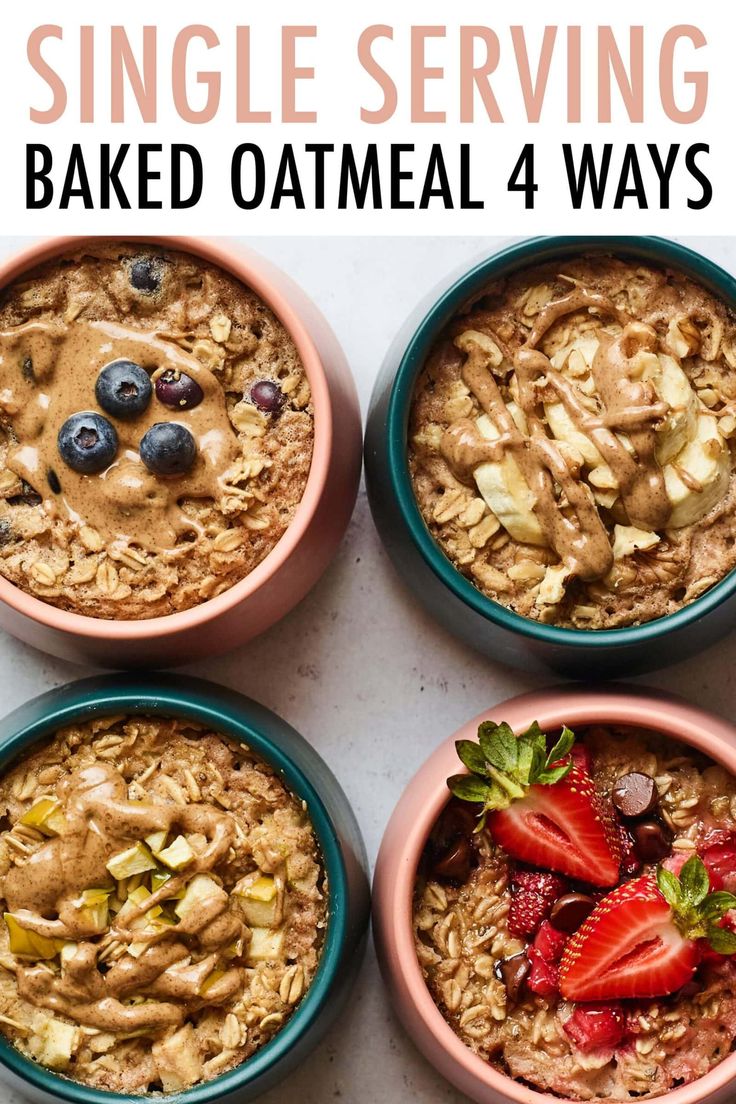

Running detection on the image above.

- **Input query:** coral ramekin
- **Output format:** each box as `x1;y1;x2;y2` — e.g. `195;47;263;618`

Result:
373;686;736;1104
0;236;362;668
0;674;370;1104
364;235;736;677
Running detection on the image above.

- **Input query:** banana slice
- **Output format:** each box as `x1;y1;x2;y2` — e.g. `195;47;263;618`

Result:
664;412;730;528
473;415;546;546
546;401;603;467
654;354;698;465
545;347;698;500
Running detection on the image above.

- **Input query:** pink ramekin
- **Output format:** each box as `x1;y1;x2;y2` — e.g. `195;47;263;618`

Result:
373;687;736;1104
0;236;362;668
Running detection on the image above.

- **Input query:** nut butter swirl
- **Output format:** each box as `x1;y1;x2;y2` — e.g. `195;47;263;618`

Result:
441;289;674;583
0;318;241;550
3;763;245;1033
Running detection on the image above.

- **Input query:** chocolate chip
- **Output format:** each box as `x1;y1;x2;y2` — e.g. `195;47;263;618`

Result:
432;838;472;883
496;953;530;1003
549;892;596;933
21;356;35;382
47;469;61;495
0;520;12;546
612;772;658;819
443;800;479;839
632;820;672;863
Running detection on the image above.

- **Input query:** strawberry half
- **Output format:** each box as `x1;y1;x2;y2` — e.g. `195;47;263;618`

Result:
447;720;620;886
489;759;621;886
559;856;736;1001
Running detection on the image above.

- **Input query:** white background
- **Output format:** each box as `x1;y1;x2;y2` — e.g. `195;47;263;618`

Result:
0;234;735;1103
0;1;734;233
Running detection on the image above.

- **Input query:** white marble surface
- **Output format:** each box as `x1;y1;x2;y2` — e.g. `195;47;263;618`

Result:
1;234;736;1104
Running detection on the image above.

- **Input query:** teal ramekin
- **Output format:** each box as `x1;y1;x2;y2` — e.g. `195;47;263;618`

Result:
0;675;370;1104
365;236;736;678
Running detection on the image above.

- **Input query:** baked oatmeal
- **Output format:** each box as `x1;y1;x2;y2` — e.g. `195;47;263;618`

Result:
0;715;327;1093
409;255;736;627
414;721;736;1100
0;243;314;619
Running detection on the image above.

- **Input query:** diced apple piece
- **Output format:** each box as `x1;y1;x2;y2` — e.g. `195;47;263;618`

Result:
37;1018;77;1070
199;968;226;995
240;897;278;928
152;1023;203;1092
79;888;111;932
116;885;161;929
106;842;156;880
145;830;168;853
4;914;62;960
245;875;276;902
151;871;185;899
19;797;66;837
174;875;226;921
156;835;195;871
247;927;284;962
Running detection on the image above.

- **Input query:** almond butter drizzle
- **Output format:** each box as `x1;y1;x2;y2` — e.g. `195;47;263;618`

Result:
4;763;245;1033
441;288;676;582
0;319;241;550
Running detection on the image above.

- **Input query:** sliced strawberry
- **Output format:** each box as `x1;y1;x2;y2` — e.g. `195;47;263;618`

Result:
558;875;699;1001
661;851;689;878
527;946;559;996
534;920;568;963
571;743;593;774
489;759;621;886
508;872;567;938
615;819;642;878
563;1004;626;1052
700;838;736;892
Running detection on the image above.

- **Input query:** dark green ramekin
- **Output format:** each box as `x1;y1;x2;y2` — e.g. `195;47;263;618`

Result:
365;236;736;677
0;675;370;1104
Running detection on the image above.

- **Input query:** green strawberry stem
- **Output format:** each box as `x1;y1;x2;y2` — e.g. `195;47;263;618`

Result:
447;720;576;816
656;855;736;953
485;764;526;800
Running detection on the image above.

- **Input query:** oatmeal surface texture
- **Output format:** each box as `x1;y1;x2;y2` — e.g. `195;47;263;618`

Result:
409;256;736;627
414;726;736;1100
0;715;326;1093
0;243;314;618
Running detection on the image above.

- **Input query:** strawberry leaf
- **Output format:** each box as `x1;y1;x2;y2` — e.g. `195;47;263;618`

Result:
527;738;547;785
455;740;488;776
517;739;534;783
546;726;575;768
657;867;683;910
537;762;573;786
479;722;517;773
702;891;736;921
448;720;577;815
706;924;736;955
680;855;710;908
447;774;492;803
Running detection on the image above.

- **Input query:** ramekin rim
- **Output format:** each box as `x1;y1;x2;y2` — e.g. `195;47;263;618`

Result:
0;675;351;1103
375;686;736;1104
0;235;334;641
385;234;736;650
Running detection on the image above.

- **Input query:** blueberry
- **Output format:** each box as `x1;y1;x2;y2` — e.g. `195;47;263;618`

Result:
96;359;152;419
129;257;161;293
250;380;285;414
58;412;118;474
155;370;204;410
140;423;196;476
